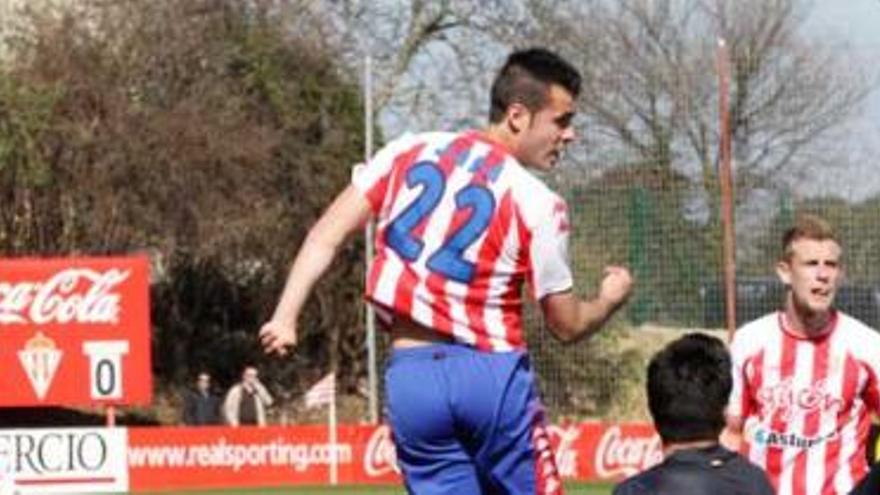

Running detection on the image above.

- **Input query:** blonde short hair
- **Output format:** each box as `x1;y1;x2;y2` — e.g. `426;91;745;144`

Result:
781;214;838;261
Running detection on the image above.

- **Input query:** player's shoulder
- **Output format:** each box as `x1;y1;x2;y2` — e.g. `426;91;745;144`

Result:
505;169;565;225
373;130;456;159
836;311;880;336
834;311;880;352
740;311;778;328
515;170;558;197
730;313;778;355
383;130;454;152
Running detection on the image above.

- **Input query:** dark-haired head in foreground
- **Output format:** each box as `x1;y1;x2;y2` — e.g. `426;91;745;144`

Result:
648;333;731;444
613;334;773;495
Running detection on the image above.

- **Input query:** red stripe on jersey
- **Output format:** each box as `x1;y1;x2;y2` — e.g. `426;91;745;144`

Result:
463;149;507;350
822;435;841;495
793;336;832;495
469;130;515;158
514;203;535;301
823;353;860;495
495;193;523;347
394;265;420;317
421;134;479;336
742;351;764;419
366;251;386;304
379;143;426;216
740;349;764;460
498;203;531;347
765;323;798;491
851;400;872;491
864;363;880;414
367;143;426;299
849;361;877;488
365;170;389;214
499;289;524;347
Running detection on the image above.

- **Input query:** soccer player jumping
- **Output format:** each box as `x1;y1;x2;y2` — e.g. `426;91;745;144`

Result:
725;214;880;495
260;47;633;494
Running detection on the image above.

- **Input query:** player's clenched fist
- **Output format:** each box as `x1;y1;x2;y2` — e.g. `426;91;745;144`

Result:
598;265;633;308
259;320;296;357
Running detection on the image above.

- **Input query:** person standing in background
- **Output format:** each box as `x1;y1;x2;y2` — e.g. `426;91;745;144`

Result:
182;371;221;426
223;365;274;427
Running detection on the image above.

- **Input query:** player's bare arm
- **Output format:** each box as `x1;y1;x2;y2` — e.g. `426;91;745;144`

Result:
540;265;633;342
260;184;372;357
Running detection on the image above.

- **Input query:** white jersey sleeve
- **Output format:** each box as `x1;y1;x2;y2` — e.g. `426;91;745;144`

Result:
845;315;880;416
522;186;573;300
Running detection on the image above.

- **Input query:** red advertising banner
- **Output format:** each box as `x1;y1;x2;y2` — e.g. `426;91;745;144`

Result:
0;256;151;406
127;422;661;492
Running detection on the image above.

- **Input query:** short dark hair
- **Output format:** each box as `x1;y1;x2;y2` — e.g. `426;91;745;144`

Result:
781;214;838;261
489;47;582;123
647;333;732;444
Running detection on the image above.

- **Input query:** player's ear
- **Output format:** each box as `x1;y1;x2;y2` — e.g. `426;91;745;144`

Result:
775;260;792;286
507;102;532;134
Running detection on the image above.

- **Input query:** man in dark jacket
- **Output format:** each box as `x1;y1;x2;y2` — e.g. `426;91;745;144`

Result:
613;334;773;495
182;371;221;426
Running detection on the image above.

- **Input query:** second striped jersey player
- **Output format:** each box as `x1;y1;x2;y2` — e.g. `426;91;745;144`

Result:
726;215;880;495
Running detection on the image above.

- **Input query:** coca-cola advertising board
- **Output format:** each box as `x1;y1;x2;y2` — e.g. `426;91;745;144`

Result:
0;257;151;406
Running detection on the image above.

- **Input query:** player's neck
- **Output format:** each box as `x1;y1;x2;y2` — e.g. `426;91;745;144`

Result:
482;124;518;155
783;303;833;338
663;439;718;456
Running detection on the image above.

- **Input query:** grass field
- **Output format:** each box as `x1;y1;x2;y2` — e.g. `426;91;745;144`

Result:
129;482;613;494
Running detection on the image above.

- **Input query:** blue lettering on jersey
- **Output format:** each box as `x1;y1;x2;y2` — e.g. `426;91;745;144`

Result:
385;160;496;284
385;161;445;261
427;184;495;283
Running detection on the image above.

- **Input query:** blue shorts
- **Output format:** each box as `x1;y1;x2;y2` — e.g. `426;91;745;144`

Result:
384;343;564;495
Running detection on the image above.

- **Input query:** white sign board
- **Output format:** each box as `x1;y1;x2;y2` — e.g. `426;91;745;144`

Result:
0;427;128;493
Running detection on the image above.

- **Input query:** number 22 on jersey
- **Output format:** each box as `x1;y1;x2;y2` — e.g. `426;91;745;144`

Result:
385;160;495;284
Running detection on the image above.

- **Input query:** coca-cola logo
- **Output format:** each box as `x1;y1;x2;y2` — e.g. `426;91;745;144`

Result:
364;425;399;477
546;425;580;478
363;424;581;483
0;268;130;325
594;426;662;479
756;378;843;420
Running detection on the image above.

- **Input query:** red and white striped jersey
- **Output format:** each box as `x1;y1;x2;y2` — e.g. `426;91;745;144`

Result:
352;131;573;352
728;310;880;495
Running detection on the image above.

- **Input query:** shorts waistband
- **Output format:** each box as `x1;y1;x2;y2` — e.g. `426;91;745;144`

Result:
389;343;525;364
389;342;472;363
